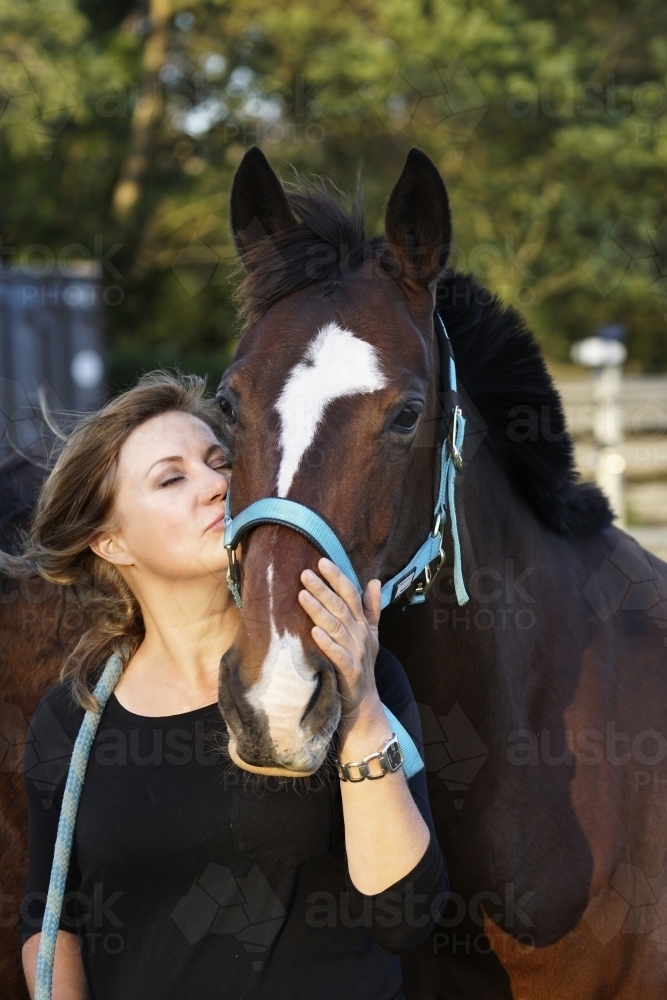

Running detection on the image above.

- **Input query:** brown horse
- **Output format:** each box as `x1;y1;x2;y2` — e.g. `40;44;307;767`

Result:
2;146;667;998
215;147;667;998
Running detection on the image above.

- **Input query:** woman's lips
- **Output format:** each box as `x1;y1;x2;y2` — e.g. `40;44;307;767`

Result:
205;510;226;532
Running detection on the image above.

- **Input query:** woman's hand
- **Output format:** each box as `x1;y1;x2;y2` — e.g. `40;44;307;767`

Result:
300;560;432;899
22;931;90;999
298;558;384;737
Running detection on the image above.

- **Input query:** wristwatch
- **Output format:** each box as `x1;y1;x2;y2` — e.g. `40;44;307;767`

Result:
337;733;404;781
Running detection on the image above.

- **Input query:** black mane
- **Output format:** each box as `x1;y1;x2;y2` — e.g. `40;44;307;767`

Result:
234;176;612;537
436;273;612;535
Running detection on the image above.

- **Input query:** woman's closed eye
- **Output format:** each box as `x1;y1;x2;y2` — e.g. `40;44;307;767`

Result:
159;472;185;487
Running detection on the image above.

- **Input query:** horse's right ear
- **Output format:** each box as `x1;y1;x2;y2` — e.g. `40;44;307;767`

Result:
229;146;296;260
384;147;451;293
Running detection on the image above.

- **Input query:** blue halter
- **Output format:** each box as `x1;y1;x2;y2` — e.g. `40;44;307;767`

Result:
224;312;470;610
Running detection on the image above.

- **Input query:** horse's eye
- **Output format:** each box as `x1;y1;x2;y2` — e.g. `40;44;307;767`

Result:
217;394;237;425
391;405;420;431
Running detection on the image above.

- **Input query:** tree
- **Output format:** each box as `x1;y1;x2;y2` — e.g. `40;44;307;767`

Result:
1;0;666;392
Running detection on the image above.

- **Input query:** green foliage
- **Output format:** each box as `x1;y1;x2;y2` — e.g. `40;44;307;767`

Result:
1;0;666;393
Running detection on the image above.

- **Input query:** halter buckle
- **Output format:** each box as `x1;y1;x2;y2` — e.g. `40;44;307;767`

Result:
448;405;463;470
410;544;446;602
226;544;241;588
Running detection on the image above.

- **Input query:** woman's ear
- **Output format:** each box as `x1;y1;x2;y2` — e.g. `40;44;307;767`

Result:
89;531;134;567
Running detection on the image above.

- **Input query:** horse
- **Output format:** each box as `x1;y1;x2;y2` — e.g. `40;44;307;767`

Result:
214;145;667;998
0;455;64;999
1;146;666;998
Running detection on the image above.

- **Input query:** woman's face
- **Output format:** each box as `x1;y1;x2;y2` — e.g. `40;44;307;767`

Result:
101;410;232;581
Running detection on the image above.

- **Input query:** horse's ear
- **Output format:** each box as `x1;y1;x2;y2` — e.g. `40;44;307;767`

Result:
229;146;296;259
384;148;451;292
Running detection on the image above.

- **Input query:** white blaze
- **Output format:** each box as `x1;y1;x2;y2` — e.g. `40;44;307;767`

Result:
247;562;318;758
275;321;387;497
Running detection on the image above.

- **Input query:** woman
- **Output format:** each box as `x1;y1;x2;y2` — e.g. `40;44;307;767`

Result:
17;370;447;1000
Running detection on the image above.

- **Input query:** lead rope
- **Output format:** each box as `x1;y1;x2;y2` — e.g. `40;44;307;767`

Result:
34;653;123;1000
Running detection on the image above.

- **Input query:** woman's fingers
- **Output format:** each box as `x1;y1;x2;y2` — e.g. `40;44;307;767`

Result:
307;558;366;623
363;579;381;630
298;587;353;648
310;625;354;675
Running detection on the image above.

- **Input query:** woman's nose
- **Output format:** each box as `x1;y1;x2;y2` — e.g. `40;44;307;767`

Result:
217;472;230;499
204;466;230;500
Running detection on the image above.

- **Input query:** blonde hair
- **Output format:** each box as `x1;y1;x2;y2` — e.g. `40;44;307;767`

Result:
2;370;229;711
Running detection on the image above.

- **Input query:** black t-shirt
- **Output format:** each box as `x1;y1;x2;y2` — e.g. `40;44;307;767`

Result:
20;647;447;1000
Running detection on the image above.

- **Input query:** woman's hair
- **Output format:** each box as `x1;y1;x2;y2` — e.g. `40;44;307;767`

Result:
2;370;229;711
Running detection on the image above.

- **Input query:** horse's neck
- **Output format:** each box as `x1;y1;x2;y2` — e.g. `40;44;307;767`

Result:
448;440;587;733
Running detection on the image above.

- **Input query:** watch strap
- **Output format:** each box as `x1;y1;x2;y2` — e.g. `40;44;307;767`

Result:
337;733;403;781
381;703;424;779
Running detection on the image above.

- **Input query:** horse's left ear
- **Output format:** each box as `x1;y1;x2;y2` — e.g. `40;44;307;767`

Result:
384;148;451;293
229;145;296;261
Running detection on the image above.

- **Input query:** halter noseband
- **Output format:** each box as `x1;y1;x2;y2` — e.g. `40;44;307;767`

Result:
224;312;469;610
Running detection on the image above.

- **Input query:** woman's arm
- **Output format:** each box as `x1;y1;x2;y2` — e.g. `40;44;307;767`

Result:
298;559;431;895
22;931;90;1000
336;699;431;895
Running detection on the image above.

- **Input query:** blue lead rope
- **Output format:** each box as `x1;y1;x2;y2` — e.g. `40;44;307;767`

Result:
34;654;423;999
34;653;123;1000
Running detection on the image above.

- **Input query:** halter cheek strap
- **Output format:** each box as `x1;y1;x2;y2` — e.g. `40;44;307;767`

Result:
224;311;469;611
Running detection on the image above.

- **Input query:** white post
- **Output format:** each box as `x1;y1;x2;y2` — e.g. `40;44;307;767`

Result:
570;334;627;526
592;364;626;525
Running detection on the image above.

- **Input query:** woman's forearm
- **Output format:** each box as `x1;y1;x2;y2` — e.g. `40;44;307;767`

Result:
338;699;431;896
22;931;90;1000
298;562;431;894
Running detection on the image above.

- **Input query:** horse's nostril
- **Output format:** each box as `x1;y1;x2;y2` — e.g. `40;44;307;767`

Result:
301;669;323;724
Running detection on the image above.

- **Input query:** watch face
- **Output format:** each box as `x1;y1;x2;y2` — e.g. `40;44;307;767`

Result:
386;740;403;769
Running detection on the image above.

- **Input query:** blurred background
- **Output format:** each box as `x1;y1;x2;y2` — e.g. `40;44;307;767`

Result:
1;0;666;549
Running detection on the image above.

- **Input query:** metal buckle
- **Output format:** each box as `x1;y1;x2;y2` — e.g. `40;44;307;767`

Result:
411;544;446;600
226;545;240;590
448;405;463;470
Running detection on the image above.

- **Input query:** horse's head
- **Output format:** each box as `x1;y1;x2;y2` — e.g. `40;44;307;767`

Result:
218;146;452;774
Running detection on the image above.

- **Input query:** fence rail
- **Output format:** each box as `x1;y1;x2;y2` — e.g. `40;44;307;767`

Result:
558;376;667;436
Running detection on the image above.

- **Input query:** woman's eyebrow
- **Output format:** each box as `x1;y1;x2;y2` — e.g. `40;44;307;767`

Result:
204;442;227;460
146;454;183;475
145;442;225;477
